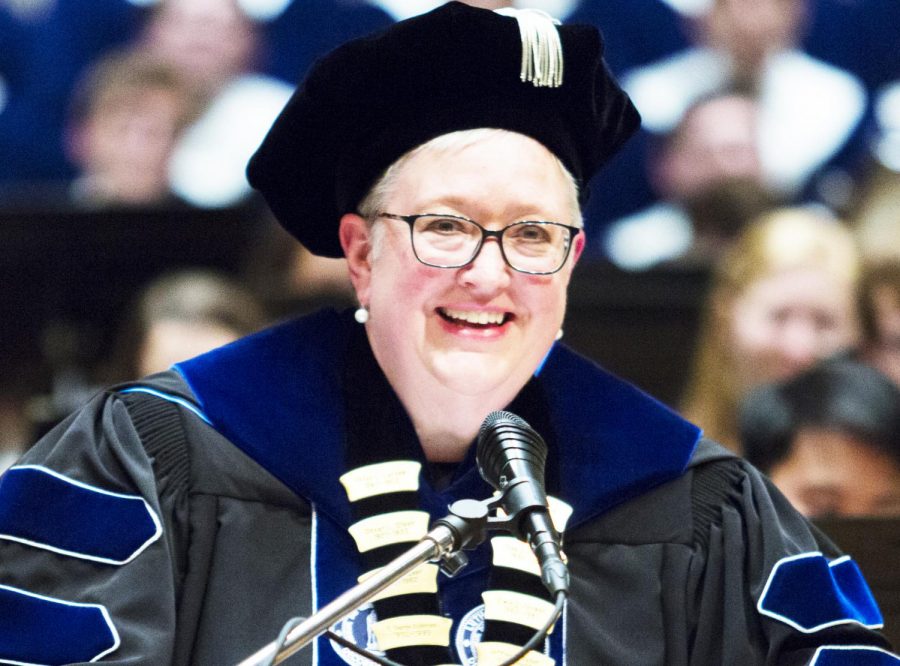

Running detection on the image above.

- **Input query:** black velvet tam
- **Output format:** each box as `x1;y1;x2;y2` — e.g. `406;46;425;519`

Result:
246;1;640;257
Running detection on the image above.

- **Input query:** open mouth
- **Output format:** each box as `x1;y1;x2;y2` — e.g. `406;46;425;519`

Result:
438;307;512;328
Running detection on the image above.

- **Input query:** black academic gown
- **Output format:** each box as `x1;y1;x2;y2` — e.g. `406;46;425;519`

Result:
0;309;896;665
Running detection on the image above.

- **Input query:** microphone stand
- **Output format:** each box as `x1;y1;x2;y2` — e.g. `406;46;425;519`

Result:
236;497;506;666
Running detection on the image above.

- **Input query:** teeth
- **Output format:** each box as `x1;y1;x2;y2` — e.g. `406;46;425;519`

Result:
442;308;506;325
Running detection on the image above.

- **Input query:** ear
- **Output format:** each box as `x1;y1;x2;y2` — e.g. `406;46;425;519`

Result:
570;229;586;266
339;213;373;305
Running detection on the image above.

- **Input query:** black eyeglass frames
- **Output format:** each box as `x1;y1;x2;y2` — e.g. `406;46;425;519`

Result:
377;212;581;275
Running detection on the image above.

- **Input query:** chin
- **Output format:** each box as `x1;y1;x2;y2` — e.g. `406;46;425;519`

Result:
432;351;536;397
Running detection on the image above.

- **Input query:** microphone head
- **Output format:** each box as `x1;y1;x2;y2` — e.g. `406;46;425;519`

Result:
476;411;548;491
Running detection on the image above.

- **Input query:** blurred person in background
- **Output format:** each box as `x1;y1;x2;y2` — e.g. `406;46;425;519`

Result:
105;269;270;382
857;260;900;388
64;49;199;208
603;89;777;270
261;0;393;85
134;0;292;208
680;207;862;450
0;0;145;189
138;0;258;101
622;0;867;214
740;356;900;518
25;269;271;441
849;167;900;386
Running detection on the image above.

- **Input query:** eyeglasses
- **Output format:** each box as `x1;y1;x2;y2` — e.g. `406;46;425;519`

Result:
378;213;581;275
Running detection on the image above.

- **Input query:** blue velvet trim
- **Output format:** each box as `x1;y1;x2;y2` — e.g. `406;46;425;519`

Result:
175;308;701;532
175;308;700;663
811;646;900;664
0;466;162;565
0;584;120;665
758;553;884;632
538;342;700;526
177;310;351;526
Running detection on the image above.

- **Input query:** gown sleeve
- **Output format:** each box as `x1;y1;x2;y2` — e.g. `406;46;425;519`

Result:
0;390;186;665
687;457;898;665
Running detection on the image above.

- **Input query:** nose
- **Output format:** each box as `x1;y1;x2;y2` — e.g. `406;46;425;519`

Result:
777;319;820;369
458;238;511;294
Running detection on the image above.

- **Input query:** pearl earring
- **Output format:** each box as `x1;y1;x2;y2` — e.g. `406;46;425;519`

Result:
555;328;563;341
354;306;370;324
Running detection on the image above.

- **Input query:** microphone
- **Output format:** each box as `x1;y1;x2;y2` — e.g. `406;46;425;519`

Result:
476;411;569;596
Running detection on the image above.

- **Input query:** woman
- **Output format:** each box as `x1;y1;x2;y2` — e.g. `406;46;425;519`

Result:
0;5;892;665
338;128;583;463
681;207;862;450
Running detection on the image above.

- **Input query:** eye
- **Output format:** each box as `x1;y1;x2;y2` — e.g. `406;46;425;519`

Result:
768;308;791;325
418;216;470;235
509;222;553;244
812;311;838;332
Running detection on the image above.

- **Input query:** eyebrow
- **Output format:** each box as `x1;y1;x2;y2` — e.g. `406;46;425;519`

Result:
415;196;563;223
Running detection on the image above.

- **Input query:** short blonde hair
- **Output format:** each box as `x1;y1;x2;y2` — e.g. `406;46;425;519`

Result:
717;207;860;292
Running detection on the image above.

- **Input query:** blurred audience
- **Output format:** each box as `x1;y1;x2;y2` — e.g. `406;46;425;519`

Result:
105;269;270;382
849;167;900;386
851;166;900;266
740;356;900;518
603;90;777;270
133;0;292;208
64;49;199;208
857;261;900;388
0;0;145;187
680;206;862;450
262;0;393;85
621;0;867;215
19;268;270;444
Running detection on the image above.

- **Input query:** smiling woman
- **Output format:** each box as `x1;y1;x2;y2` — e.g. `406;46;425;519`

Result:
1;3;896;666
339;130;584;460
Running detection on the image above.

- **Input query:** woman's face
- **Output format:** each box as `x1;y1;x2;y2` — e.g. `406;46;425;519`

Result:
727;266;860;392
342;132;583;401
770;427;900;517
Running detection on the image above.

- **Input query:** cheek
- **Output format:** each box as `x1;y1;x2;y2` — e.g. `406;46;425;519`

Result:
729;305;775;355
521;276;568;328
727;307;786;388
368;255;446;322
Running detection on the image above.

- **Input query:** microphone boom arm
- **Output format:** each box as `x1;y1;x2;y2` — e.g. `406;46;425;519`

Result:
236;497;499;666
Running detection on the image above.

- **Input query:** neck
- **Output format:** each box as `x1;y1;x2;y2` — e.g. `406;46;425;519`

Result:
394;379;523;464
